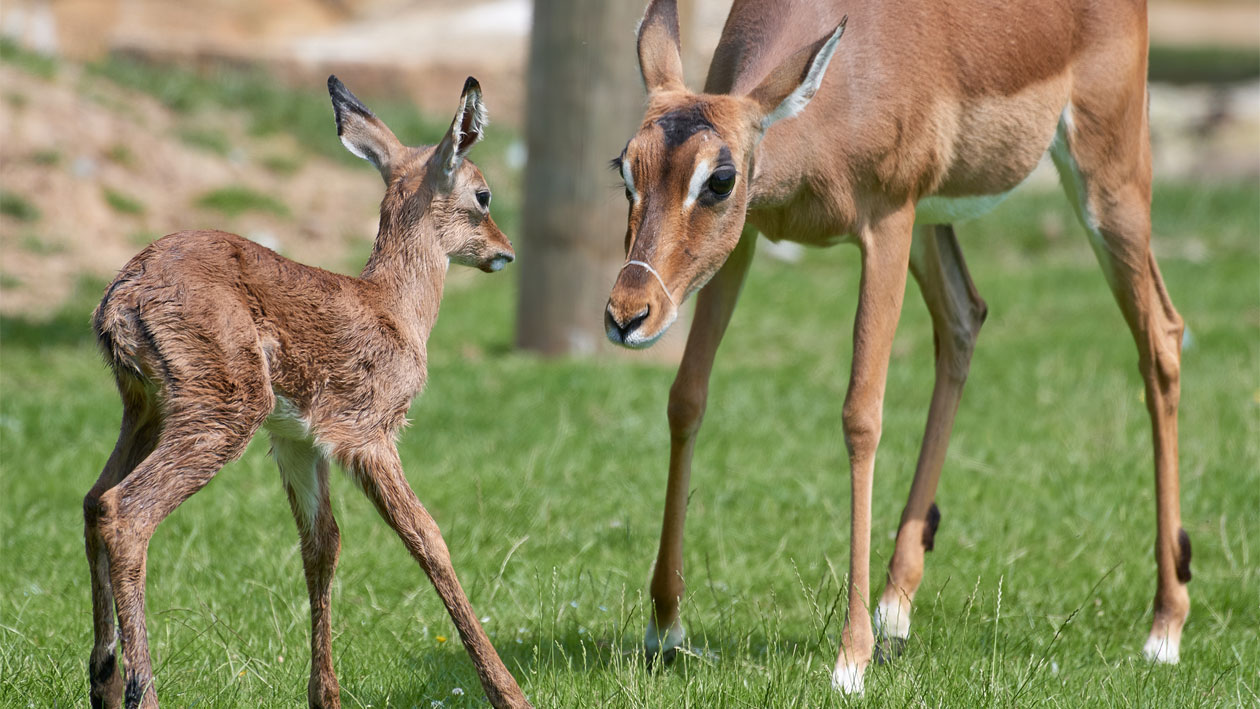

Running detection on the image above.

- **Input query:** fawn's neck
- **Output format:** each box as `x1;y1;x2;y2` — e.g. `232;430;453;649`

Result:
359;211;447;345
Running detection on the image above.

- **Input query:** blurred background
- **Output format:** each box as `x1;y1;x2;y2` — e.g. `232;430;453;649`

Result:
0;0;1256;354
1;3;1258;706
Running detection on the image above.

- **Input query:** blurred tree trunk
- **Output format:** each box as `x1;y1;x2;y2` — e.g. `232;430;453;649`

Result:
516;0;687;358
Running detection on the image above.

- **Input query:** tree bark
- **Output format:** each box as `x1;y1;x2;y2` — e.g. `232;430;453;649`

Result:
516;0;687;357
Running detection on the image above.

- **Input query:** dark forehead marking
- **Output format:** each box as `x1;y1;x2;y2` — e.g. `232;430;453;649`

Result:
717;145;732;165
655;104;714;149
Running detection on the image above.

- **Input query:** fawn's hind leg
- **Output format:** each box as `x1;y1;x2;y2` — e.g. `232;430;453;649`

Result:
97;405;268;708
95;328;273;708
85;376;162;709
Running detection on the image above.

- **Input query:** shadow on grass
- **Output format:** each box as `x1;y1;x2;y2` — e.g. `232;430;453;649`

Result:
348;629;849;707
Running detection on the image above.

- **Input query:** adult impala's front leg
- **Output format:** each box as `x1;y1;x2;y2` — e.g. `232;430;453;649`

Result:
647;228;757;665
833;206;915;695
346;445;532;709
876;224;987;654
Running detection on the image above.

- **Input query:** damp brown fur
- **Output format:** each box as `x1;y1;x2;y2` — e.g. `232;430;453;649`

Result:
82;77;529;709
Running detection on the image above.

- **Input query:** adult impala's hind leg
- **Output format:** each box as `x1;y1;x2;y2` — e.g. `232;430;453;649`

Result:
85;376;161;709
273;436;342;709
1053;77;1189;662
876;224;987;654
646;228;757;664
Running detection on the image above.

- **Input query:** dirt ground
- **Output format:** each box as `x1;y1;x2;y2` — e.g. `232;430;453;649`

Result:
0;62;383;316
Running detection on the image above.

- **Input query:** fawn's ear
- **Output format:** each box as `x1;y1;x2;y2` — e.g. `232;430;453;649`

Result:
747;19;846;132
328;75;401;182
637;0;686;94
434;77;488;183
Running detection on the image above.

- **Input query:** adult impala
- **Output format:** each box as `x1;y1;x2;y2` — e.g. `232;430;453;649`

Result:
84;77;531;709
605;0;1189;694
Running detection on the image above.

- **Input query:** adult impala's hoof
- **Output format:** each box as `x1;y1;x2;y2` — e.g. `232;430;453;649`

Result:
1143;631;1181;664
831;661;866;695
875;635;907;664
873;596;911;664
644;618;685;668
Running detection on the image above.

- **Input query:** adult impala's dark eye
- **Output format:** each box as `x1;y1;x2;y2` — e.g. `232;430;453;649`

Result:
708;168;736;198
476;190;491;209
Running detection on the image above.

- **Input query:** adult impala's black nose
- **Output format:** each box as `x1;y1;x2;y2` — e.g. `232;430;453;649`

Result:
606;305;650;344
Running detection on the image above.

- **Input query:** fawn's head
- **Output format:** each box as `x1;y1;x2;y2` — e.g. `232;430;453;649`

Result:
604;1;844;348
329;75;514;273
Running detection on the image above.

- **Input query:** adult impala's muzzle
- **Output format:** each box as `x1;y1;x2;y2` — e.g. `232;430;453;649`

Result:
605;259;678;348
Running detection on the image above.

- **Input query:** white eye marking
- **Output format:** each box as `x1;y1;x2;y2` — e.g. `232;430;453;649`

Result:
682;159;711;210
621;157;638;203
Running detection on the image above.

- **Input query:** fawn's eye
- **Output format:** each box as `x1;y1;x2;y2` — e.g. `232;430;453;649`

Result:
707;168;736;198
476;190;491;209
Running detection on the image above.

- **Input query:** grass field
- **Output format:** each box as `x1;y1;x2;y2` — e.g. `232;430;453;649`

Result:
2;177;1257;707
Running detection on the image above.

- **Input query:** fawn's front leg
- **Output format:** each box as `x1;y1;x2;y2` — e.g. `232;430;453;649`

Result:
275;437;342;708
346;444;532;709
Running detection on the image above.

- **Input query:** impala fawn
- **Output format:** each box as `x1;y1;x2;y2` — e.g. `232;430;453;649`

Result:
84;76;531;709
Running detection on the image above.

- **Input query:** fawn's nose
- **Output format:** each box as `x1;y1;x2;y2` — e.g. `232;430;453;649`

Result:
605;304;649;344
484;251;514;272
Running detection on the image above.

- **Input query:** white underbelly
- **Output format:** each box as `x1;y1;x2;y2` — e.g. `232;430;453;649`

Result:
914;190;1015;225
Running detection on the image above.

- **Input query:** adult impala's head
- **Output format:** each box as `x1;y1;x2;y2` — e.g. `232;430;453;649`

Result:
605;1;844;348
329;75;514;273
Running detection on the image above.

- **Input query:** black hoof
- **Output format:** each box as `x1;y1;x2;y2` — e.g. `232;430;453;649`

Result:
645;645;679;670
875;635;907;664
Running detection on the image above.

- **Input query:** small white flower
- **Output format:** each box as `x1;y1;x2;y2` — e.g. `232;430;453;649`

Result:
569;601;578;609
480;616;490;624
451;687;464;696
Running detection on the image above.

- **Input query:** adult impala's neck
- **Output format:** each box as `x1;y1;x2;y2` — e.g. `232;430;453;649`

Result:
746;133;805;212
360;206;448;342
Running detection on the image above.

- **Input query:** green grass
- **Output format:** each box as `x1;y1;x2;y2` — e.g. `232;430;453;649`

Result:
259;153;305;176
31;149;62;166
19;233;64;255
1148;44;1260;85
195;185;291;218
105;144;136;168
178;127;233;156
0;189;40;222
2;181;1257;708
0;37;59;79
102;187;145;215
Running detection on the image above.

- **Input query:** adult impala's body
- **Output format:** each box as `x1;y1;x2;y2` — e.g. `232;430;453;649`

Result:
607;0;1188;693
83;77;531;709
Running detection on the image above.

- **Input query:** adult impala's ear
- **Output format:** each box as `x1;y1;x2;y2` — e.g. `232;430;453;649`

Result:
637;0;686;94
328;75;401;183
434;77;488;182
747;18;846;132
